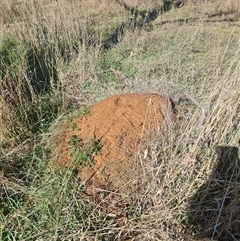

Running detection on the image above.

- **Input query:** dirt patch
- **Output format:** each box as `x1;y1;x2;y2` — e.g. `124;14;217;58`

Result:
52;93;176;197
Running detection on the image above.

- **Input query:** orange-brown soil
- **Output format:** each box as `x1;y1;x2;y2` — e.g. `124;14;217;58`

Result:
52;93;176;198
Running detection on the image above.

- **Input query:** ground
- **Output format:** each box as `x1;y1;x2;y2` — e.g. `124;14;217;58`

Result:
1;0;240;240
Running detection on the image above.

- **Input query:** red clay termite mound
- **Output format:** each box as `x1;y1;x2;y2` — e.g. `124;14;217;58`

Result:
52;93;176;196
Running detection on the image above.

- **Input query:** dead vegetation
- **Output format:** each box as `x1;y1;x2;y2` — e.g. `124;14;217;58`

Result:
0;0;240;240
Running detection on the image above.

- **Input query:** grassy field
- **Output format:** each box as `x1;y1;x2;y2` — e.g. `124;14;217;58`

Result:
0;0;240;240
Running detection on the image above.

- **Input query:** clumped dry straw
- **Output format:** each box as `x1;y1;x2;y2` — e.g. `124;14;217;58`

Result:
0;0;240;240
134;63;240;240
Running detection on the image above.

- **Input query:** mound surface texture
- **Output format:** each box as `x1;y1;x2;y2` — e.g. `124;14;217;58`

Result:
54;93;176;195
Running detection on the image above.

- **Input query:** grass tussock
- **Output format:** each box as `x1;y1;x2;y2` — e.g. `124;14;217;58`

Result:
0;0;240;240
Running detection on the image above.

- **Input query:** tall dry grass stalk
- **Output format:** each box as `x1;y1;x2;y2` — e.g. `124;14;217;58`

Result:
132;59;240;240
0;0;239;240
0;0;107;142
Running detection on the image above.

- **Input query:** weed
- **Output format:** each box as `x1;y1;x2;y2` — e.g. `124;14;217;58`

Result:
69;122;78;130
68;136;103;169
71;106;91;119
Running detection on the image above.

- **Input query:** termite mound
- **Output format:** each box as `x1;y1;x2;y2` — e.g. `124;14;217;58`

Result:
52;93;177;197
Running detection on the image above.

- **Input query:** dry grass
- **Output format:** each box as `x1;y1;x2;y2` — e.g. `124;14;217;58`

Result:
185;0;240;20
134;67;240;240
0;0;240;240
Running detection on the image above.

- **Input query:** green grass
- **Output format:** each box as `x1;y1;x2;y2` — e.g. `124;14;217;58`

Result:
68;136;102;169
1;145;93;240
0;35;27;79
0;0;240;240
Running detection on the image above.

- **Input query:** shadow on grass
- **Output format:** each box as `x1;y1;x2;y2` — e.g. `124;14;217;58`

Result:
27;46;58;95
102;0;183;50
188;145;240;241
